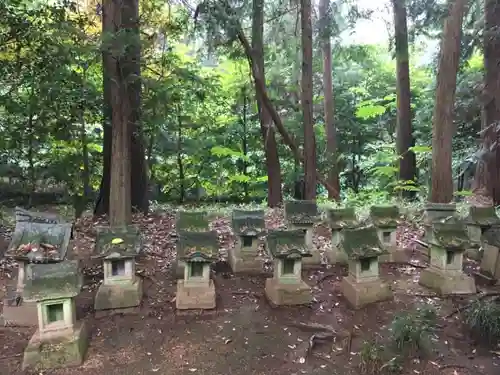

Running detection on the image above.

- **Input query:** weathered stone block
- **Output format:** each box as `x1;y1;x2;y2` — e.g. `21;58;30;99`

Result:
94;278;143;311
176;279;216;310
227;248;263;274
341;275;392;309
419;267;475;295
301;250;322;267
479;243;500;281
264;278;312;306
22;320;88;370
175;259;186;279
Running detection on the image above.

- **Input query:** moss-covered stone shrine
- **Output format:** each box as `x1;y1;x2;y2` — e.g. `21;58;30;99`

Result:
22;261;88;370
174;211;209;278
93;226;143;312
419;222;476;295
176;230;218;310
422;203;457;243
463;206;500;260
324;207;357;265
264;229;312;306
284;200;321;267
2;212;72;327
228;209;266;274
369;205;405;262
339;226;392;309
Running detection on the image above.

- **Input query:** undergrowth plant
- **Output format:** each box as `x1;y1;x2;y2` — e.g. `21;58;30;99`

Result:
463;297;500;346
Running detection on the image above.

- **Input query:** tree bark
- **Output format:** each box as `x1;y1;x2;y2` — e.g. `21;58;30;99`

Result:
301;0;317;200
392;0;416;199
319;0;340;201
430;0;468;203
251;0;283;207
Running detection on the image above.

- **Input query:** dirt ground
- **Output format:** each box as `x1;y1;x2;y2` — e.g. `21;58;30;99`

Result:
0;207;499;375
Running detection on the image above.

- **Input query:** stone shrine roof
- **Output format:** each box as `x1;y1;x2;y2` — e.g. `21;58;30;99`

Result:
23;260;82;301
284;200;320;225
177;230;219;262
327;207;357;229
369;205;400;228
232;210;266;236
430;222;470;251
464;206;500;226
176;211;209;232
266;229;311;259
340;226;385;260
93;225;142;259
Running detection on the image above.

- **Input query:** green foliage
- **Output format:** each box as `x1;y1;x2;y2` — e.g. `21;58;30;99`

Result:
464;297;500;346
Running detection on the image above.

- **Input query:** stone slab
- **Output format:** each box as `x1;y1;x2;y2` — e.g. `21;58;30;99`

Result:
301;250;322;268
227;248;263;274
175;259;186;279
418;267;476;295
22;320;88;370
264;278;312;306
1;297;37;326
176;280;216;310
94;278;143;311
341;275;392;309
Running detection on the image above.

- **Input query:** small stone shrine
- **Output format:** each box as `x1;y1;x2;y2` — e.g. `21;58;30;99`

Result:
176;230;218;310
324;207;357;265
264;229;312;305
175;211;209;278
93;226;143;313
22;261;88;370
419;222;476;295
2;213;72;326
463;206;500;260
369;205;404;262
478;227;500;283
340;226;392;309
228;209;266;274
284;200;321;267
422;203;457;242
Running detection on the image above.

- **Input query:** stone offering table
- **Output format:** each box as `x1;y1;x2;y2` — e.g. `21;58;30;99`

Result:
176;230;218;310
175;211;209;278
2;216;72;326
369;205;405;262
463;206;500;260
93;226;143;313
477;227;500;283
284;200;321;267
340;226;392;309
22;261;88;370
228;209;266;274
419;222;476;295
264;229;312;306
324;207;357;265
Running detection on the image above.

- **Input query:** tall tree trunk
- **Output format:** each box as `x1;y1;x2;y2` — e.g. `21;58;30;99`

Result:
392;0;416;199
108;0;132;226
301;0;317;200
430;0;468;203
319;0;340;201
251;0;283;207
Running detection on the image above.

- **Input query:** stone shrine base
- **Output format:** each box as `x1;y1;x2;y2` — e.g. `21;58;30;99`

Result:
341;276;392;309
22;321;88;370
324;248;348;265
301;251;322;268
419;267;476;295
227;249;263;274
176;280;216;310
94;278;143;311
264;278;312;306
2;294;37;327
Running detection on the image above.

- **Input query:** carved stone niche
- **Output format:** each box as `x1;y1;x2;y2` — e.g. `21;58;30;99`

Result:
22;261;88;370
324;207;357;265
419;222;476;295
369;205;405;263
339;226;392;309
93;226;143;312
174;211;209;279
176;230;219;310
264;229;312;306
228;210;266;274
284;200;321;267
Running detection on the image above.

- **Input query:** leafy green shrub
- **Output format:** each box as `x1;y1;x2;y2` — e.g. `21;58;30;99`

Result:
359;339;401;374
464;297;500;346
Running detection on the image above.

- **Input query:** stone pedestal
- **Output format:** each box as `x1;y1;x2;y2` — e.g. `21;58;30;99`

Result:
264;278;312;306
419;267;476;295
176;279;216;310
227;248;263;274
22;320;88;370
94;278;143;311
341;275;392;309
480;243;500;281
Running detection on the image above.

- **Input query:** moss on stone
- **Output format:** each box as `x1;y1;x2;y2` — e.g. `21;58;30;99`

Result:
284;200;320;225
369;205;399;228
339;226;385;260
177;230;219;262
327;207;357;229
430;222;470;251
266;229;310;258
232;215;265;236
464;206;500;226
94;225;142;259
176;211;209;232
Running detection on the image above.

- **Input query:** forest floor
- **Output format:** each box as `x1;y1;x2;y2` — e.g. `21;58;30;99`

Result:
0;206;499;375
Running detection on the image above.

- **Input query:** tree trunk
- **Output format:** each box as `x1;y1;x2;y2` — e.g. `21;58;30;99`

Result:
319;0;340;201
108;0;132;226
301;0;317;200
430;0;468;203
251;0;283;207
392;0;416;199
